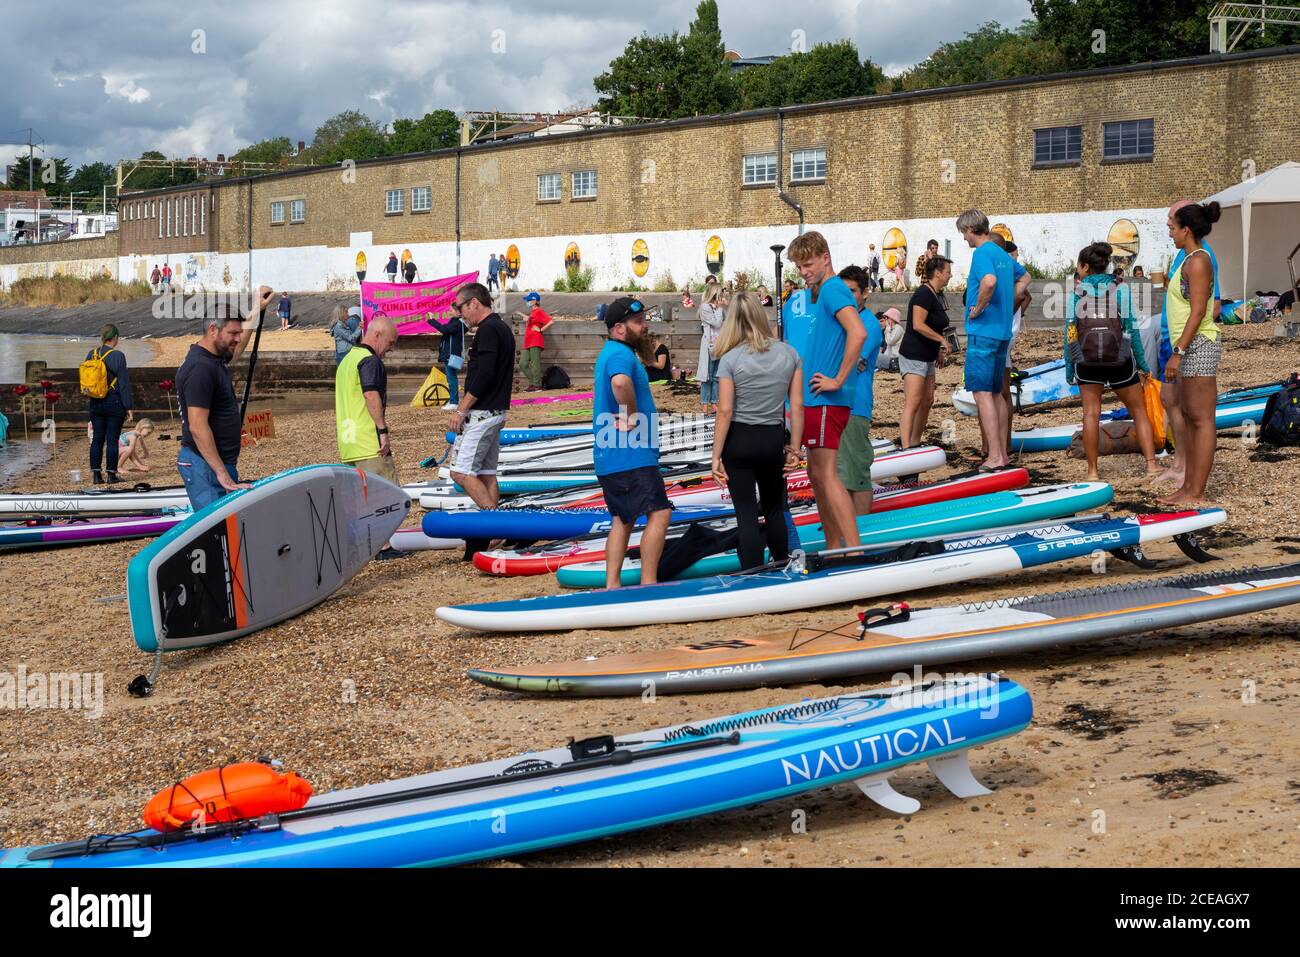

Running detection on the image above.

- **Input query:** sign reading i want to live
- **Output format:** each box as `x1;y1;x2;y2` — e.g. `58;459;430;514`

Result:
241;409;276;446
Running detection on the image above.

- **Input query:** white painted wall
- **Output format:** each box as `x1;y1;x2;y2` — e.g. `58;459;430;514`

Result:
3;206;1181;296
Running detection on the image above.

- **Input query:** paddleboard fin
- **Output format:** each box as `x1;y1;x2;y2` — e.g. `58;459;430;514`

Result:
1174;532;1219;564
1110;544;1159;569
853;773;921;815
927;749;992;799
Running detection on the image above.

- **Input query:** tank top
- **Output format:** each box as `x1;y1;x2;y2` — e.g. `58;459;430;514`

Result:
1166;248;1218;344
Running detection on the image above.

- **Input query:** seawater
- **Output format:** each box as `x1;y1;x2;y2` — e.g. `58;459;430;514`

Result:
0;333;157;383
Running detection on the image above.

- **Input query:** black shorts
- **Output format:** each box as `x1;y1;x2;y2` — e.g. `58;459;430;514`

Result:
597;465;672;525
1076;357;1140;390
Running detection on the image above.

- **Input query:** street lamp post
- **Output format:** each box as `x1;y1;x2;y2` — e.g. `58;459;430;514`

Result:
770;244;786;341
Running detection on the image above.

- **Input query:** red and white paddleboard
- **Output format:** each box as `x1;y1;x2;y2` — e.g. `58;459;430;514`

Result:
472;468;1030;576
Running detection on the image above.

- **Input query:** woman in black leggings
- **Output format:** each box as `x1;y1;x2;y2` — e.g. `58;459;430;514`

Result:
85;323;134;484
711;292;804;570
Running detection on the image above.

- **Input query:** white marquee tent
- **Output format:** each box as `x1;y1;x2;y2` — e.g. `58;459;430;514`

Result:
1202;161;1300;300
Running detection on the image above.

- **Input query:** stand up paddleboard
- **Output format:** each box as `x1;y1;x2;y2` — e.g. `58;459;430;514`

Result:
0;510;189;551
126;465;410;695
953;358;1076;417
472;561;1300;697
3;675;1031;867
436;510;1226;632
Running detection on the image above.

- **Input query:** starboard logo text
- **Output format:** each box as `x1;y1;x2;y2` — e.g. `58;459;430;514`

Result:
1034;531;1122;552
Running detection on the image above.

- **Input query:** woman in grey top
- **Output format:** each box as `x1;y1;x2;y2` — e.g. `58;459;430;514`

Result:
711;291;803;570
697;285;725;412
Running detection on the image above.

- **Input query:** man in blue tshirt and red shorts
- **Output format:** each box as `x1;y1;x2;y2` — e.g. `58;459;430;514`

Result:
787;231;867;551
957;209;1030;471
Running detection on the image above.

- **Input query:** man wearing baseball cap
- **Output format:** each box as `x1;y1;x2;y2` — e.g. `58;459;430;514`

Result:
593;297;672;589
520;291;553;392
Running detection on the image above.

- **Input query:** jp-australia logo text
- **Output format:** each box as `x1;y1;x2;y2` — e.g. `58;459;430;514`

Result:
50;887;151;937
0;666;103;719
1034;531;1122;552
780;719;966;786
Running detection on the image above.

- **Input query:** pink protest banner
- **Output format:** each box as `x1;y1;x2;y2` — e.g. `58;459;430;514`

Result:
361;271;479;336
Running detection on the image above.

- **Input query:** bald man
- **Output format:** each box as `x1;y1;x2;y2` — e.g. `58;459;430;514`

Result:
336;313;400;484
1152;200;1221;487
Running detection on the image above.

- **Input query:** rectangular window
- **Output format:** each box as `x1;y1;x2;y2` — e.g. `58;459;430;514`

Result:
385;188;404;214
200;198;205;235
411;185;432;211
158;203;162;239
571;170;597;199
270;201;285;224
790;148;827;182
1033;126;1082;165
290;199;305;223
1102;119;1154;160
743;152;777;185
166;200;171;237
537;173;561;201
183;197;189;236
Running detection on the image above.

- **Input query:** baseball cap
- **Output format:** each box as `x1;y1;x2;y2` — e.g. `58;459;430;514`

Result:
523;291;541;303
602;296;645;327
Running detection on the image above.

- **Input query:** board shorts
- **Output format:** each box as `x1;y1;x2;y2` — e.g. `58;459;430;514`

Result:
452;411;506;476
1181;334;1221;377
351;453;399;486
965;335;1010;394
597;465;672;524
835;416;876;492
802;405;851;450
1075;356;1140;390
898;356;934;379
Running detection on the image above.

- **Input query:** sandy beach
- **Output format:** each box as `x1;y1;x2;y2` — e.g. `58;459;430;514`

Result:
2;322;1298;867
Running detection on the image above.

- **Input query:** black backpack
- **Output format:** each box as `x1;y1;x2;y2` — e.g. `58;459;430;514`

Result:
1260;373;1300;447
542;365;571;390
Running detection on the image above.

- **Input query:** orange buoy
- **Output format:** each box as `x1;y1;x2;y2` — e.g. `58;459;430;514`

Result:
144;762;313;833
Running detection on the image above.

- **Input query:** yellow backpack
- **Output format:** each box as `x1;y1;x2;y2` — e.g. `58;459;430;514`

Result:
79;347;117;399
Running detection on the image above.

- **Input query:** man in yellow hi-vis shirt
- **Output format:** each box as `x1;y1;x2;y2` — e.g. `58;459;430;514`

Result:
336;314;399;483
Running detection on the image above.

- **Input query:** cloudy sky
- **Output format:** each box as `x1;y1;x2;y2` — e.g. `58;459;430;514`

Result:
0;0;1034;176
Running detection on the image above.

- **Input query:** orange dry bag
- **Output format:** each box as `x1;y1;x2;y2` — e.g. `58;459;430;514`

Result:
144;762;313;833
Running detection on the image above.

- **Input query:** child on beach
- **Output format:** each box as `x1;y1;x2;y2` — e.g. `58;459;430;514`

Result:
117;418;155;472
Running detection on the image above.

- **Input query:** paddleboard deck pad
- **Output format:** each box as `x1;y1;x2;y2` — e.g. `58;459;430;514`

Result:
2;675;1031;867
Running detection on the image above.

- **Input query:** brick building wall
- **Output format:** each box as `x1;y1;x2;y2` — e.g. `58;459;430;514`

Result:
117;185;219;255
0;233;118;263
187;47;1300;257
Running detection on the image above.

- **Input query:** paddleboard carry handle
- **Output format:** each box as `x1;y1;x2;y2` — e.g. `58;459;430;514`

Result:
858;603;911;634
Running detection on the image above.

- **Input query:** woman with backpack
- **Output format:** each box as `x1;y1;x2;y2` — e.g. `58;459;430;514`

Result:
1161;201;1223;504
1065;242;1158;482
82;323;133;484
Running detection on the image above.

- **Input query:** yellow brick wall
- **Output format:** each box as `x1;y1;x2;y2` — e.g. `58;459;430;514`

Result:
0;234;119;263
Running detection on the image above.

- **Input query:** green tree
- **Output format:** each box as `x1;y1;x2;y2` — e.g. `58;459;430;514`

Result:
679;0;736;116
125;151;198;190
6;154;72;193
900;21;1066;91
1030;0;1288;68
228;136;296;171
594;33;690;118
736;41;887;109
324;126;388;165
68;162;115;210
311;110;384;157
388;110;460;155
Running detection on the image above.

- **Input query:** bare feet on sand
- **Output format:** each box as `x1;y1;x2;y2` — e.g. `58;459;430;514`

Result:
1150;468;1183;485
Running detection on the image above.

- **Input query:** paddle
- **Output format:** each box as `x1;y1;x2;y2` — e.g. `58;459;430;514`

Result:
239;299;269;428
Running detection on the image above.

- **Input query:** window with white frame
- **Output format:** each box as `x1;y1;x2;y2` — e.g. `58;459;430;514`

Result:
290;199;305;223
183;197;189;236
270;201;285;224
411;186;432;211
537;173;561;201
385;189;404;214
158;204;162;239
790;148;827;182
166;200;171;236
200;199;205;235
743;152;777;185
571;170;597;199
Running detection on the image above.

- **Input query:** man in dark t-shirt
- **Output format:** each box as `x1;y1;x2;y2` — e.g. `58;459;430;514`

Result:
175;285;276;510
448;282;514;513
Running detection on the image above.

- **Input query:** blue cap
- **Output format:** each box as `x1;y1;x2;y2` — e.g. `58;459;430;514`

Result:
523;291;541;303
